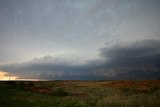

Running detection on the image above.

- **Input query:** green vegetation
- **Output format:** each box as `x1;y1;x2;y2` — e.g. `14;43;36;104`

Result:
0;80;160;107
53;88;69;96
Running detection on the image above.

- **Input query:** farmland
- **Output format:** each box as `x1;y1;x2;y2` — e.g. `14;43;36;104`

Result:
0;80;160;107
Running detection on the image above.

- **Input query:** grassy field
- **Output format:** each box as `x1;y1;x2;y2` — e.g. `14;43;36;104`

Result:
0;80;160;107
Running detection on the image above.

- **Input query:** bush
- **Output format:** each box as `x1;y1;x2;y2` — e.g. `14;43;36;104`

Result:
121;87;130;93
18;82;25;86
54;88;69;96
27;82;35;87
6;81;17;89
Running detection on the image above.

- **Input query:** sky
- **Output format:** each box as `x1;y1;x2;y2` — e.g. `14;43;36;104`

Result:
0;0;160;80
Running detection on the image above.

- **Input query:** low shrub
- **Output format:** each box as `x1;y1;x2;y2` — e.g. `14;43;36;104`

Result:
54;88;69;96
6;81;17;89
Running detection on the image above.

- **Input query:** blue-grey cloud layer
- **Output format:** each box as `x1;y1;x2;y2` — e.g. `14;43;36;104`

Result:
0;0;160;79
96;39;160;79
1;39;160;80
0;0;160;65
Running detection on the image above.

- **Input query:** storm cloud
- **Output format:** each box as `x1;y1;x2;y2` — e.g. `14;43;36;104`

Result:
100;39;160;64
94;39;160;79
0;39;160;80
0;0;160;80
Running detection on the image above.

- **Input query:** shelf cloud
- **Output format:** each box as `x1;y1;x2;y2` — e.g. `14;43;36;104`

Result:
1;39;160;80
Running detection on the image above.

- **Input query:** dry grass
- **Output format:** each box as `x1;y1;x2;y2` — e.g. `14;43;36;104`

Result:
0;80;160;107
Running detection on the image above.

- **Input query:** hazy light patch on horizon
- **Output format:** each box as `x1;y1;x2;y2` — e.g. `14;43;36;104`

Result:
0;71;18;80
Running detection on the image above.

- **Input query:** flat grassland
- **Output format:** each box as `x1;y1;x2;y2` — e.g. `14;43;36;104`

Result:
0;80;160;107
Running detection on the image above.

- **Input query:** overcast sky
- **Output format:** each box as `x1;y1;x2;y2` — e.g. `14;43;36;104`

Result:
0;0;160;80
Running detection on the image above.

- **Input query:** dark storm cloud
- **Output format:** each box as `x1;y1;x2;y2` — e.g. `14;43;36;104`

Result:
0;39;160;80
99;39;160;66
95;39;160;79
